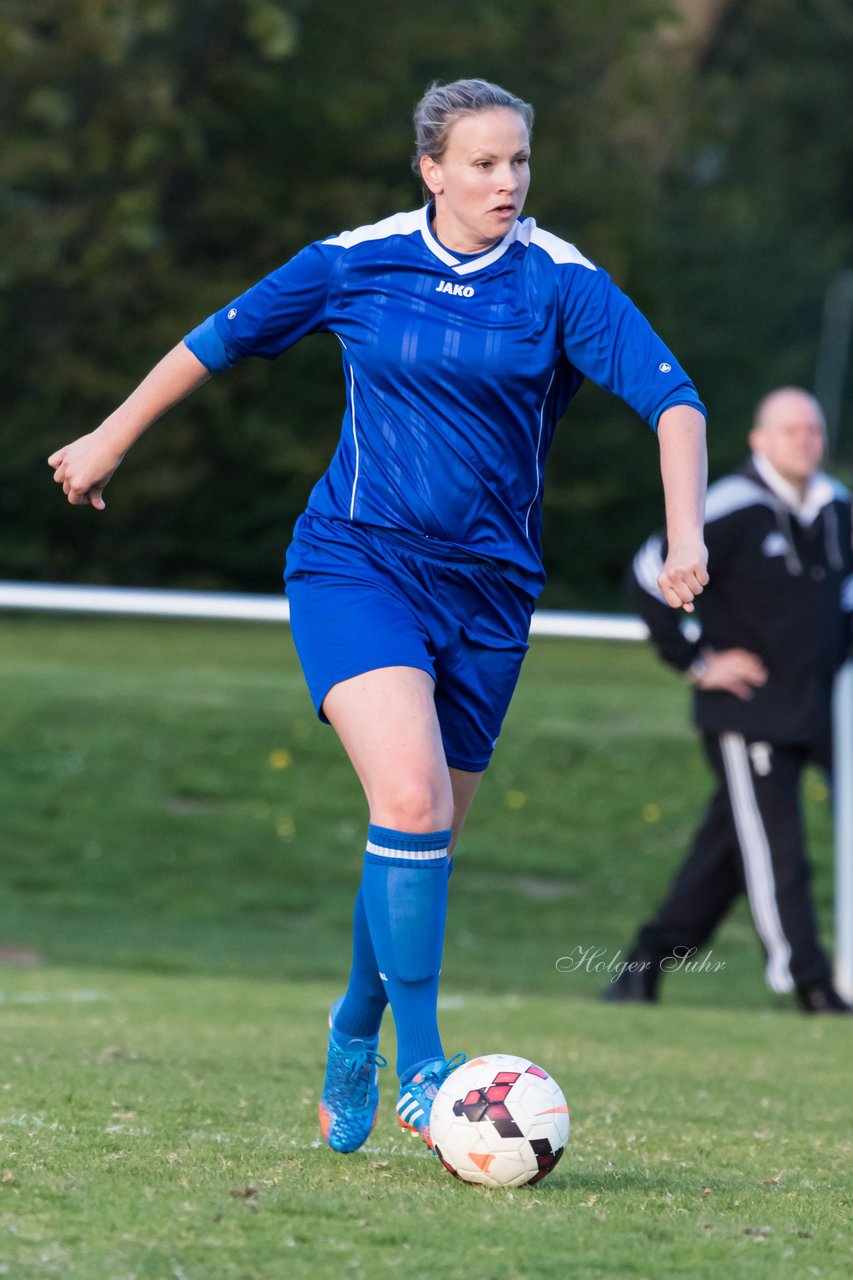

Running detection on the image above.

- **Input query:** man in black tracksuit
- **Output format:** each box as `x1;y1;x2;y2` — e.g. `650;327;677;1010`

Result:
611;387;853;1013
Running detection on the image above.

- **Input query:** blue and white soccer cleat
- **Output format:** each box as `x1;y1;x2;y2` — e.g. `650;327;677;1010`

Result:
396;1053;466;1151
319;998;387;1154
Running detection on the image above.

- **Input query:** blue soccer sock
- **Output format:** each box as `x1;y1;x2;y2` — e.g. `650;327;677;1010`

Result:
332;885;389;1046
360;824;451;1081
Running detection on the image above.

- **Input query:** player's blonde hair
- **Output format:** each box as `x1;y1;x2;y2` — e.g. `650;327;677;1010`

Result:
411;78;534;178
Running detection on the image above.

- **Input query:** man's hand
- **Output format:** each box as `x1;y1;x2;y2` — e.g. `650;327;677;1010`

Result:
690;648;768;700
48;429;125;509
658;534;709;613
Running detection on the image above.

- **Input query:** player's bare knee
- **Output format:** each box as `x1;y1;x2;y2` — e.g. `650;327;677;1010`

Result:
372;775;453;833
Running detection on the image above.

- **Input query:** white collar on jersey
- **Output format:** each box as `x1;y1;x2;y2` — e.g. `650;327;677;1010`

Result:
751;452;835;526
419;203;524;276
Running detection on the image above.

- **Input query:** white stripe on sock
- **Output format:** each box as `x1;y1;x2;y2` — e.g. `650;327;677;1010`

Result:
720;732;794;993
366;841;448;861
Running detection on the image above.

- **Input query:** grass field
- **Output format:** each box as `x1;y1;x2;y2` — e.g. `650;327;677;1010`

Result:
0;615;849;1278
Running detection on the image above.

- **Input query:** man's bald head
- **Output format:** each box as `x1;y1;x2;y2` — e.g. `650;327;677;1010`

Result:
749;386;826;492
752;387;826;433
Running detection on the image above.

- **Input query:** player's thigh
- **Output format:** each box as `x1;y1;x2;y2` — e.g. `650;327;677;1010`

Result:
324;665;454;832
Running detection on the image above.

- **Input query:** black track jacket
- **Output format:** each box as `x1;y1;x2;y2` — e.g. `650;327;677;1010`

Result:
626;458;853;746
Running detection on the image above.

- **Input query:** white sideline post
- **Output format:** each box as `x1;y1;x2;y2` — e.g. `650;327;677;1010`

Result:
0;581;648;641
833;661;853;1001
0;581;291;624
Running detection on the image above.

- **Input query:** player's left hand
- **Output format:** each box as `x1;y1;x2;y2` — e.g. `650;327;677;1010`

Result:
658;535;709;613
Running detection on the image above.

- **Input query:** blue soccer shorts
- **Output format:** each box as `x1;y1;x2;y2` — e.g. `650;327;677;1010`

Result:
283;514;534;772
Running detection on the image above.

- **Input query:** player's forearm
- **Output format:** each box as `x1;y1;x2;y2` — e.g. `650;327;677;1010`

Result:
657;405;707;545
97;341;211;452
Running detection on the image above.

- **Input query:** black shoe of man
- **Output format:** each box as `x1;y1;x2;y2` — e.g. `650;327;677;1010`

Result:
796;982;853;1014
602;949;661;1003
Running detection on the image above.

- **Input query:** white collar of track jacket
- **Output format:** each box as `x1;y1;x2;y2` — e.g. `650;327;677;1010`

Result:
750;452;836;527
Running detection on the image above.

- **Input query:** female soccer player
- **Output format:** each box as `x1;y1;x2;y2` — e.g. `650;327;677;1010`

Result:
49;79;708;1156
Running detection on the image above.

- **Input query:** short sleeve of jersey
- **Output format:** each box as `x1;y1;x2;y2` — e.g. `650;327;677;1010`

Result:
558;266;705;429
210;242;333;361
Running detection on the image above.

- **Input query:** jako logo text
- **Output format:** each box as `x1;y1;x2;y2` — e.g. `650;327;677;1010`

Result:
436;281;475;298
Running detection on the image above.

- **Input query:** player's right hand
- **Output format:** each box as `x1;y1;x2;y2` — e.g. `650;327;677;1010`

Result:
692;648;768;700
48;429;124;510
658;533;709;614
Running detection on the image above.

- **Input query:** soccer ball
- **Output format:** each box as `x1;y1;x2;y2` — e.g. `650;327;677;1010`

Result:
430;1054;569;1187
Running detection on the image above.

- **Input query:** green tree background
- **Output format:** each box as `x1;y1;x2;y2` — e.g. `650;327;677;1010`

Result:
3;0;852;605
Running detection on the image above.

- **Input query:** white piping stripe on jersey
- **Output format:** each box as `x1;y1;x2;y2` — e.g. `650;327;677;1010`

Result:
527;224;596;270
420;223;462;268
451;220;525;276
366;840;449;861
720;732;794;993
322;207;600;278
334;334;361;519
323;208;424;250
347;360;359;520
524;369;557;538
418;207;522;275
437;216;598;278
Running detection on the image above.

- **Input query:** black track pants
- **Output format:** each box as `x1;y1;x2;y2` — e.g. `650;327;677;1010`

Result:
637;732;831;991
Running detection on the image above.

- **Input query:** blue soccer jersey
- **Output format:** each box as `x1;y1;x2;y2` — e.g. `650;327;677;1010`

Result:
184;204;704;597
